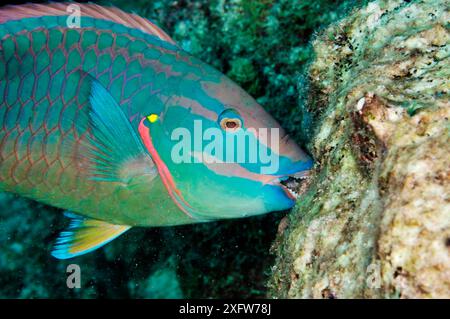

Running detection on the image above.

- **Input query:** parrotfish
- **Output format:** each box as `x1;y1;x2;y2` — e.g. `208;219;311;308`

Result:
0;3;313;259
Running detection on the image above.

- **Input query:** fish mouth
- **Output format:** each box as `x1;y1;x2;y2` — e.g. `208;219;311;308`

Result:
274;171;311;200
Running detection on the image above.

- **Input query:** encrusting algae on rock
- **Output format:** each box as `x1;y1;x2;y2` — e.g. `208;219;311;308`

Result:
268;0;449;298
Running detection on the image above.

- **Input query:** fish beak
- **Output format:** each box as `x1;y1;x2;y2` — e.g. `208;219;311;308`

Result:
269;170;311;200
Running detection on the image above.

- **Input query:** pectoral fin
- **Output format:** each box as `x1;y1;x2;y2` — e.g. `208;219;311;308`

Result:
84;79;155;182
60;75;157;183
51;212;131;259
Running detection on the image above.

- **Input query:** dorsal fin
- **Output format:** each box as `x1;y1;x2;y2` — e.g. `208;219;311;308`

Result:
0;2;176;45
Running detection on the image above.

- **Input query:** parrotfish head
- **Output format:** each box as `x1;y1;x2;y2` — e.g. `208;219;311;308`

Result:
138;59;313;221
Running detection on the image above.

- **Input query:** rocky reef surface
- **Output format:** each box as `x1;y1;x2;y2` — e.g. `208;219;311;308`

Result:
268;0;449;298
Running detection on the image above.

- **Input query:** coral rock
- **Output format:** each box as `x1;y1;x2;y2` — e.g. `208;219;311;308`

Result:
269;0;449;299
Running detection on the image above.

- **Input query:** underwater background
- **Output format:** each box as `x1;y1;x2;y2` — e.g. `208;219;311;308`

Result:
0;0;365;298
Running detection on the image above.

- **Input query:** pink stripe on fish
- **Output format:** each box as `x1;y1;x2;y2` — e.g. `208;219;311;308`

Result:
160;95;218;122
191;151;278;185
138;118;194;219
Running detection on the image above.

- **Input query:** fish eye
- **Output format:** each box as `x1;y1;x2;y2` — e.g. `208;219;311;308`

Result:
220;117;242;132
218;109;242;132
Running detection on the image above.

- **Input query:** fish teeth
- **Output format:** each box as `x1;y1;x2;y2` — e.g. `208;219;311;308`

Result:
291;171;310;180
286;187;299;199
279;171;311;199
